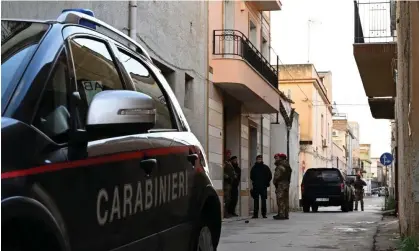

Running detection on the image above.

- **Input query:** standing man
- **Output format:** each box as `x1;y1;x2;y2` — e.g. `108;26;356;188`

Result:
223;150;236;218
273;153;292;220
228;156;241;216
354;174;367;211
250;155;272;218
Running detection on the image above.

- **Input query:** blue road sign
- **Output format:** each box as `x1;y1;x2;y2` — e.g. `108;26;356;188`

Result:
380;152;393;166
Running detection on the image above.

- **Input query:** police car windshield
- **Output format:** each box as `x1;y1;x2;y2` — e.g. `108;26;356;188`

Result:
1;21;49;99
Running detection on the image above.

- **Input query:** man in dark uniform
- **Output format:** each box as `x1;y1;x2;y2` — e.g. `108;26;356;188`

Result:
223;150;236;218
273;153;292;220
228;156;241;216
250;155;272;218
354;174;367;211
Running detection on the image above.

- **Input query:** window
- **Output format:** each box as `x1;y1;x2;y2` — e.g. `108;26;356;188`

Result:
70;38;124;125
261;36;269;59
118;49;175;130
184;73;194;109
304;169;342;184
33;50;70;143
249;20;257;46
1;21;50;100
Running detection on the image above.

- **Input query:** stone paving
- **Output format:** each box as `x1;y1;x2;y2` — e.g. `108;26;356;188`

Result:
218;197;387;251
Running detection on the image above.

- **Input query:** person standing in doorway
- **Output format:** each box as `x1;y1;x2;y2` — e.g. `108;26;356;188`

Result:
223;150;236;218
228;156;241;216
272;153;292;220
354;174;367;211
250;155;272;218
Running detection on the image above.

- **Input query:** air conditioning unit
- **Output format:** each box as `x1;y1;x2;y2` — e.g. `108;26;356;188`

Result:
322;138;328;148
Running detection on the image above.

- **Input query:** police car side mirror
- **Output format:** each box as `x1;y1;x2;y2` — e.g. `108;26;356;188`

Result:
86;90;156;138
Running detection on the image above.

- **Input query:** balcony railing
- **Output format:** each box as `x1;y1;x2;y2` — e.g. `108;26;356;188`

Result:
213;29;279;89
354;0;396;43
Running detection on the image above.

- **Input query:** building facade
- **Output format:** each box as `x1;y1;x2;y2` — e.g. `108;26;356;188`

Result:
360;144;372;179
332;119;356;174
331;142;347;174
278;64;333;172
208;0;283;217
348;121;361;173
354;0;419;238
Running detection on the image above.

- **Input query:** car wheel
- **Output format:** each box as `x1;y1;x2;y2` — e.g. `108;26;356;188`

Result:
311;205;318;212
196;225;214;251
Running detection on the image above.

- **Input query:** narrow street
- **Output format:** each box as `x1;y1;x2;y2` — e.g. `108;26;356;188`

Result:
219;197;384;251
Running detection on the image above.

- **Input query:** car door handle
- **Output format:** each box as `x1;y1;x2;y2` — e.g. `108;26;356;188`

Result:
187;154;198;166
140;158;157;177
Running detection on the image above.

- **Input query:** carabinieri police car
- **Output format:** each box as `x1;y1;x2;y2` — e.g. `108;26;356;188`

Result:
1;9;221;251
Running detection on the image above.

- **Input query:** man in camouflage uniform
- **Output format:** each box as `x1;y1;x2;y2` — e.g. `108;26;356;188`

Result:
223;150;236;218
228;156;241;216
353;174;366;211
273;153;292;220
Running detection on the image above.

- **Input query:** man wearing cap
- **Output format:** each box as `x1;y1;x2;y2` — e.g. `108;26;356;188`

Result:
223;150;236;218
250;155;272;218
228;156;241;216
273;153;292;220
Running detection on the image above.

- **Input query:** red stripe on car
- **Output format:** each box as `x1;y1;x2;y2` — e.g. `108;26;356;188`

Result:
2;145;191;179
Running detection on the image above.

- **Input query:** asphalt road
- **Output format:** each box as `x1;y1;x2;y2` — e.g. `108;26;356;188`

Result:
218;196;384;251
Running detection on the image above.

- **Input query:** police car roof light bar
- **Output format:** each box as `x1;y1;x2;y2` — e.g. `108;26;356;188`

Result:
57;10;152;62
62;9;96;30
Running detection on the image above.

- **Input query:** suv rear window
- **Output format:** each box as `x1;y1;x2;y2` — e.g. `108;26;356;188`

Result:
303;169;342;183
1;21;49;100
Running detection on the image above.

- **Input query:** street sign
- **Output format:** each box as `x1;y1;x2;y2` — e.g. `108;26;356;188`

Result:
380;152;393;166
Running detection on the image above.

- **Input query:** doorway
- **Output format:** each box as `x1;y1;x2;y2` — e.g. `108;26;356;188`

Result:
248;125;257;213
223;94;241;215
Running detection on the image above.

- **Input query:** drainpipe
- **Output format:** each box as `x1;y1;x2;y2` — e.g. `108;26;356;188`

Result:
286;127;290;159
129;1;137;40
260;116;264;157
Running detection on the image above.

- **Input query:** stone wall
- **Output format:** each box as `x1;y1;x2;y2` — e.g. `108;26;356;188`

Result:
396;1;419;240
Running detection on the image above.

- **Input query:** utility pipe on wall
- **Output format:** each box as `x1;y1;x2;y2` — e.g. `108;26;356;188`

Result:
129;1;137;40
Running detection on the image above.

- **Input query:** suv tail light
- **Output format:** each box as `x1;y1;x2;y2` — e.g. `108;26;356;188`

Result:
340;183;344;192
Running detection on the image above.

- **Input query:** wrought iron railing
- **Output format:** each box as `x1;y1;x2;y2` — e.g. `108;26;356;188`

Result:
354;0;397;43
213;29;279;89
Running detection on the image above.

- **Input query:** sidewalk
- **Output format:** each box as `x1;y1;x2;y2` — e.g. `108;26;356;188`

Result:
374;215;400;251
222;216;250;223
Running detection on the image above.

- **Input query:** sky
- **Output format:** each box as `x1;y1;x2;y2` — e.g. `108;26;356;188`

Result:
270;0;391;158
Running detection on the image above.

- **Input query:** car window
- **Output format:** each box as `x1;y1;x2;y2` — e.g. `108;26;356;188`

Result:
1;21;49;100
70;37;124;125
32;49;70;143
118;49;175;130
304;169;342;183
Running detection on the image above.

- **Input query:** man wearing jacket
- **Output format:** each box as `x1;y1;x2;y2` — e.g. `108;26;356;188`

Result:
228;156;241;216
273;153;292;220
354;174;367;211
250;155;272;218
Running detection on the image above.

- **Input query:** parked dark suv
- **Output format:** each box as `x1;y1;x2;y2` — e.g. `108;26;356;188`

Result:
301;168;353;212
1;9;221;251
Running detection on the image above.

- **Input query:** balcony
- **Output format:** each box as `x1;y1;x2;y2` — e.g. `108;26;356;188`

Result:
250;0;282;11
353;0;397;119
211;29;280;113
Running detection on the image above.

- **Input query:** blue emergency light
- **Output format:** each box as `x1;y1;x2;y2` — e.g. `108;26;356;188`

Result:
62;9;96;30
